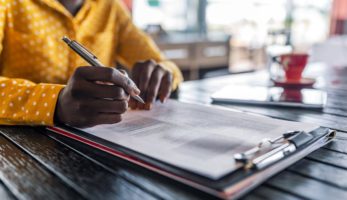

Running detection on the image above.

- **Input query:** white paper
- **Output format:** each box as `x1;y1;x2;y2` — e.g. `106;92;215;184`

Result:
81;100;319;179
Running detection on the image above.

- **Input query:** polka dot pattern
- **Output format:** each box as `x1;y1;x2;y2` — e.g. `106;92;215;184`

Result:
0;77;64;126
0;0;182;126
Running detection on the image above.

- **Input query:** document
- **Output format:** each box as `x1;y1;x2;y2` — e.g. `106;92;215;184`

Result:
81;100;319;179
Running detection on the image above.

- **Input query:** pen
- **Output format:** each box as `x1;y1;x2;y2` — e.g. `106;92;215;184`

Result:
62;36;145;104
251;131;313;169
234;131;301;162
251;143;296;169
235;131;314;170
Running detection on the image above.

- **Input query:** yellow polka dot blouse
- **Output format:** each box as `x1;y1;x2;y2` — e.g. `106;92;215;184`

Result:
0;0;183;126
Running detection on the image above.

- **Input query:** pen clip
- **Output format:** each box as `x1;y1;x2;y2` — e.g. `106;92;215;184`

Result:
234;130;311;169
234;130;302;163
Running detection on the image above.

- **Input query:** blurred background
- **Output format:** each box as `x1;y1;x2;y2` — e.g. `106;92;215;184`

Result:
122;0;347;81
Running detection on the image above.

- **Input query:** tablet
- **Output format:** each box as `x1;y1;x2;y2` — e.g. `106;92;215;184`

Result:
211;85;327;109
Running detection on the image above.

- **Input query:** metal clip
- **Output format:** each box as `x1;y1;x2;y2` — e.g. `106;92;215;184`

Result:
234;130;303;163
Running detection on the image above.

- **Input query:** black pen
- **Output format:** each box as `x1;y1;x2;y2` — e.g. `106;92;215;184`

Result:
62;36;145;104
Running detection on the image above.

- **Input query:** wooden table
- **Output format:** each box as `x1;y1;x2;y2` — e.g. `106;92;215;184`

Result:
1;63;347;200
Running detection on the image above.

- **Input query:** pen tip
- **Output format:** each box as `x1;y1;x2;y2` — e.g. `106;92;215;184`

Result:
62;36;71;44
139;98;145;104
134;95;145;104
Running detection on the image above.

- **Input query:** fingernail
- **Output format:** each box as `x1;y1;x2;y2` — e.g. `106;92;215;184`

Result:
161;96;166;103
144;103;152;110
134;87;141;95
163;97;169;103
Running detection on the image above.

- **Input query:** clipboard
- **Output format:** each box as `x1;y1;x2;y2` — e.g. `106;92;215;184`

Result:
47;125;335;199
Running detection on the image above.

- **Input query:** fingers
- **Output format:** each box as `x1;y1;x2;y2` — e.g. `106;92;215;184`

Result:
131;60;156;110
134;61;156;106
146;67;165;107
69;99;128;128
80;99;128;114
158;73;173;103
132;60;154;85
57;66;138;128
81;114;123;128
138;61;156;93
71;79;129;100
130;60;173;110
74;66;140;97
129;64;142;110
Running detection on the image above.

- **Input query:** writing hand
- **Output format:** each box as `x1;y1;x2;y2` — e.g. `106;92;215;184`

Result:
55;66;140;127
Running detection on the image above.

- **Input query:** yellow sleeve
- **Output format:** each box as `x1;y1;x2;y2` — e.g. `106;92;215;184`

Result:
0;3;65;126
114;1;183;90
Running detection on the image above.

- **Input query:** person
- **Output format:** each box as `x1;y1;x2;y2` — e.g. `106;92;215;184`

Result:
0;0;183;127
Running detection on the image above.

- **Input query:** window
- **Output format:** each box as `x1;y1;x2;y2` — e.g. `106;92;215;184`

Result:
133;0;199;32
206;0;332;47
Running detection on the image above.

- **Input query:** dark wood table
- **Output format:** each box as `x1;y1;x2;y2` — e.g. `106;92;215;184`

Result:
1;63;347;200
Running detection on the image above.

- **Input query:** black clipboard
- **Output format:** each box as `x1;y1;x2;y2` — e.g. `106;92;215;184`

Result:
47;125;335;199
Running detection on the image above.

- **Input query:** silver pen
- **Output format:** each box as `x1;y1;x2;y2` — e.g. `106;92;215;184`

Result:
62;36;145;104
251;143;296;169
250;131;313;170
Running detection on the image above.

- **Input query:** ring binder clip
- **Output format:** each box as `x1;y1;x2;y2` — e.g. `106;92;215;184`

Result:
234;130;313;170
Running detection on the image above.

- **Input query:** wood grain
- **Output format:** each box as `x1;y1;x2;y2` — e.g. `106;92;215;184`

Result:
267;171;347;200
0;134;83;200
288;159;347;189
0;127;157;200
242;185;303;200
0;66;347;199
307;148;347;170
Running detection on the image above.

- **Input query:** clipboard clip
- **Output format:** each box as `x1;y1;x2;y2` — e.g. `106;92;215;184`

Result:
234;130;314;170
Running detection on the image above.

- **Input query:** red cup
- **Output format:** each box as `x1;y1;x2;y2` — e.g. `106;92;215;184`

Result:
277;53;309;81
280;88;303;102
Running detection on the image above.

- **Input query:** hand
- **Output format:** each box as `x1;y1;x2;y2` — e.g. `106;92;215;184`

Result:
129;60;173;110
55;66;140;128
